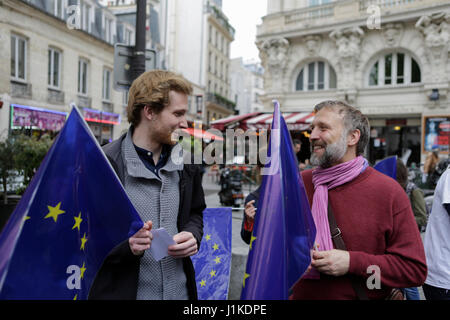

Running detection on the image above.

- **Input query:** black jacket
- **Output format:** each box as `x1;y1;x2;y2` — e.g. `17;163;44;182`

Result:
88;133;205;300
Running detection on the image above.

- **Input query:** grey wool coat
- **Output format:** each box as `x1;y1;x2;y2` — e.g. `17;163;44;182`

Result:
88;132;206;300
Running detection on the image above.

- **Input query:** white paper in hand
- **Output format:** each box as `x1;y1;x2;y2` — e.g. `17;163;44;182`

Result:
149;228;176;261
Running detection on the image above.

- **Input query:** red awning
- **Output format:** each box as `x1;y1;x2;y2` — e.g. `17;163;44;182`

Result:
182;128;224;141
210;112;263;131
242;112;314;131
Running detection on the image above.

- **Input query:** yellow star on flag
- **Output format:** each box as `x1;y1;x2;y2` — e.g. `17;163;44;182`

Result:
80;262;86;279
72;212;83;231
205;234;211;241
209;270;216;278
44;202;65;223
249;235;257;250
212;243;219;251
214;256;221;264
200;279;206;287
80;233;88;251
243;273;250;288
23;216;30;222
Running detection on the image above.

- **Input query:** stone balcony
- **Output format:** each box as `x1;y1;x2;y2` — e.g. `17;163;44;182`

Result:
47;88;64;105
11;81;32;99
208;4;235;39
257;0;449;38
206;92;236;113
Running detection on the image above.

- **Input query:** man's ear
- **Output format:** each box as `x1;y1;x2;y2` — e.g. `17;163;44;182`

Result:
142;105;155;121
347;129;361;148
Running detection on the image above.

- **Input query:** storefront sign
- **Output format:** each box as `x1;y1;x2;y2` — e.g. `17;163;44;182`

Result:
386;119;407;126
11;104;67;131
423;115;450;153
82;108;120;125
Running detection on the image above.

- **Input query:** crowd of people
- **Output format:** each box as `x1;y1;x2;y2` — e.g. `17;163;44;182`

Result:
90;70;449;300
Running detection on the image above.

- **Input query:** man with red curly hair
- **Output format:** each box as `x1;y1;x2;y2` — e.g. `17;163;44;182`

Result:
89;70;205;300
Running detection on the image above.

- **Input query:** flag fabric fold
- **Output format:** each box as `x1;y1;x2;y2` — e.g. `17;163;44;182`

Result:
240;100;316;300
191;207;232;300
374;156;397;179
0;106;143;300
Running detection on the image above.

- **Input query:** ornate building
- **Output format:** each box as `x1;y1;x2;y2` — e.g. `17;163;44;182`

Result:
256;0;450;164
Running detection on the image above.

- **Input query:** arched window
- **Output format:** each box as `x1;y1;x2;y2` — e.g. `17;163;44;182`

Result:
368;52;421;86
295;61;337;91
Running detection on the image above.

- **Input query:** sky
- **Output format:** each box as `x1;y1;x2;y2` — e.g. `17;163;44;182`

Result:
222;0;268;62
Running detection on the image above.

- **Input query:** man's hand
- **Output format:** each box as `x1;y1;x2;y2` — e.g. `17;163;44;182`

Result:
244;200;256;221
168;231;198;258
311;249;350;276
129;220;153;256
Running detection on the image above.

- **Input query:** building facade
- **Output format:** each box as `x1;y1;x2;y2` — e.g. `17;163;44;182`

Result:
104;0;236;127
0;0;134;144
204;0;236;125
230;58;265;115
163;0;236;126
257;0;450;164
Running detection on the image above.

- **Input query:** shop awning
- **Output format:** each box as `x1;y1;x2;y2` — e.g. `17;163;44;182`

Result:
182;128;224;141
210;112;263;131
242;112;314;131
11;104;67;131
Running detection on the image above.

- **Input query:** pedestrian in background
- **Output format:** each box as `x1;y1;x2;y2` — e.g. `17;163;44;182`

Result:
423;150;439;186
293;139;310;170
396;159;428;232
240;148;266;244
396;158;427;300
423;165;450;300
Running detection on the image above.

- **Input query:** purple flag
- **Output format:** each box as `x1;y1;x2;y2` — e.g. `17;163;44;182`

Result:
374;156;397;180
240;100;316;300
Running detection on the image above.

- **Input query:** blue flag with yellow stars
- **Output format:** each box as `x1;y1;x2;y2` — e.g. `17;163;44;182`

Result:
374;155;397;180
191;207;232;300
0;105;143;300
240;100;316;300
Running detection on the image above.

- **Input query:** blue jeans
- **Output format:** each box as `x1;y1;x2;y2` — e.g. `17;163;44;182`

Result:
423;283;450;300
402;287;421;300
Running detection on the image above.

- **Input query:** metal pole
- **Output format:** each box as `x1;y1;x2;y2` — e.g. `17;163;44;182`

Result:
131;0;147;81
99;112;103;145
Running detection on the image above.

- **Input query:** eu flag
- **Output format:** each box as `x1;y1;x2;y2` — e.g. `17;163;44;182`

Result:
0;106;143;299
191;207;232;300
240;100;316;300
374;156;397;179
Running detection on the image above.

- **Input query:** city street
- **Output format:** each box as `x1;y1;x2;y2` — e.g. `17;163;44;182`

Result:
1;0;446;302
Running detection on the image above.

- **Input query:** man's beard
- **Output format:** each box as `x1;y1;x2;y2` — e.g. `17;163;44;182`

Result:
310;131;348;168
153;127;177;146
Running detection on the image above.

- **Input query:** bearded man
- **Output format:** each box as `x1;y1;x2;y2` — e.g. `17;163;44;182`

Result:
89;70;205;300
291;100;427;300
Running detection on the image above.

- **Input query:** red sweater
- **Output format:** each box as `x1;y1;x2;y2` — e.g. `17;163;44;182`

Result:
291;167;427;300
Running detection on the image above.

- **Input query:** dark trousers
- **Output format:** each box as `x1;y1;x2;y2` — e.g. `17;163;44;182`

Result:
423;283;450;300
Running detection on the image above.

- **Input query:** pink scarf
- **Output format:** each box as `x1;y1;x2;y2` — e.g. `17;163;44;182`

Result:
311;156;366;251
